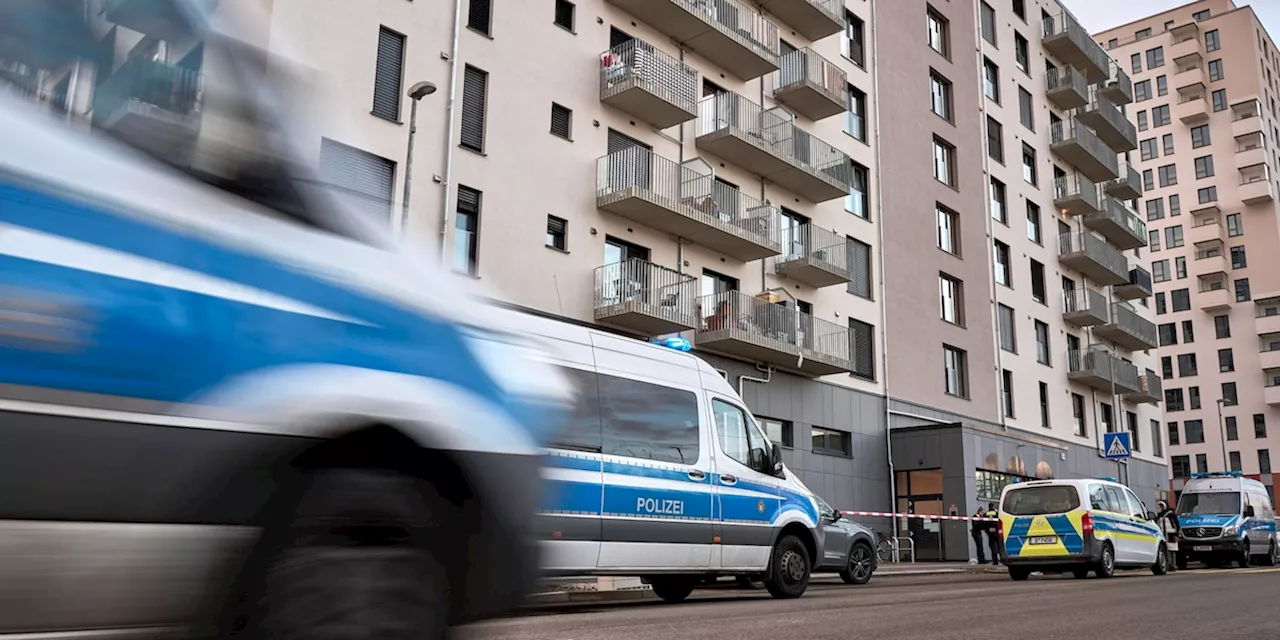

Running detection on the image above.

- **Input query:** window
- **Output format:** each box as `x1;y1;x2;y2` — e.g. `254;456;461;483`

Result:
1018;87;1034;130
1185;419;1205;444
1172;455;1191;479
460;65;489;152
933;137;956;186
846;86;867;141
1178;353;1198;377
843;10;866;67
1142;168;1154;192
931;72;953;120
1190;386;1202;410
812;426;852;456
1026;201;1041;244
453;186;482;275
1002;369;1016;418
848;237;873;299
1198;186;1218;203
1163;133;1175;155
1193;9;1210;20
1035;320;1050;365
1100;403;1114;434
1209;59;1224;82
1012;0;1025;20
1158;164;1177;187
939;273;964;325
1137;27;1152;40
987;117;1004;163
599;374;700;464
467;0;492;35
1157;75;1168;96
994;240;1012;286
1039;382;1050;428
1191;124;1211;148
1165;225;1184;248
990;178;1007;223
848;163;870;219
998;304;1017;353
1146;47;1164;69
1015;32;1029;72
1030;259;1046;303
1261;450;1272;475
983;58;1000;102
1169;194;1181;216
1153;259;1169;282
850;319;876;380
1217;348;1236;373
1021;143;1037;185
1205;29;1220;52
1156;292;1167;314
1139;137;1158;161
1212;89;1227;111
757;417;794;448
1215;314;1231;339
1227;213;1242;237
927;7;950;57
980;2;997;46
553;0;575;31
944;345;968;397
1231;245;1247;269
372;27;406;122
1072;393;1087;437
715;400;768;469
318;137;397;225
1159;323;1177;346
550;103;573;140
1131;53;1142;74
1152;420;1163;457
937;204;959;255
546;215;567;250
1169;422;1181;446
1236;278;1252;302
1182;319;1195;343
1169;288;1190;312
1135;80;1151;102
1146;198;1165;221
1230;451;1243;472
1128;412;1141;452
1196;453;1208;474
1256;414;1269;438
1227;416;1239;440
1162;356;1174;379
1152;105;1171;126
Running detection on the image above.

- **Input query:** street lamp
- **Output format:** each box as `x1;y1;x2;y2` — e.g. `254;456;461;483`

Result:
1216;398;1229;472
400;80;438;237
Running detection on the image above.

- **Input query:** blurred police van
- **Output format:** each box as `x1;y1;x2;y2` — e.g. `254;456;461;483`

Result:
1176;471;1279;568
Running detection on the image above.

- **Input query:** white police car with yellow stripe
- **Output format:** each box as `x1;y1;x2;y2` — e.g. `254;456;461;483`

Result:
999;478;1168;580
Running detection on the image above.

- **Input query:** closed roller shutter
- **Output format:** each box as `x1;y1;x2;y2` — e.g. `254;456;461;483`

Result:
319;137;396;224
372;27;405;121
849;319;875;380
606;129;651;191
846;237;872;299
467;0;491;35
460;65;488;151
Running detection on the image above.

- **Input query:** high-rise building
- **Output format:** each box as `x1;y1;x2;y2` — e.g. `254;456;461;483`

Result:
1095;0;1280;502
1;0;1171;558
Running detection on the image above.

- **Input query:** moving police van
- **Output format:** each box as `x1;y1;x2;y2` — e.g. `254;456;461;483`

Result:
1176;471;1279;568
999;478;1168;580
510;312;823;602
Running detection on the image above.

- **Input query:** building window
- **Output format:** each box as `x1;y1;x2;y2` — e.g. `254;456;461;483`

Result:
1209;59;1224;82
843;10;866;67
1158;164;1177;187
1177;353;1198;377
1227;213;1242;237
1190;386;1202;410
1152;105;1171;126
1039;382;1050;428
453;186;482;275
1161;357;1174;379
1196;454;1208;474
994;240;1012;286
1230;451;1242;472
990;177;1007;223
757;417;794;448
546;215;567;250
846;86;867;141
1026;201;1041;244
1159;323;1177;346
1018;87;1034;130
1015;32;1029;72
1142;168;1154;191
1191;124;1211;148
998;304;1017;353
1035;320;1050;365
372;27;406;122
1171;288;1190;311
812;426;852;456
1212;89;1227;111
550;103;573;140
1072;393;1087;437
1182;319;1195;343
1163;133;1175;155
1146;47;1164;69
937;204;959;255
553;0;576;31
980;1;997;46
1205;29;1220;52
1030;259;1046;303
1131;53;1142;74
1193;9;1210;20
850;319;876;380
1135;80;1151;102
847;237;873;299
1215;314;1231;339
1261;450;1272;475
933;137;956;186
1185;419;1205;444
460;65;489;152
1172;455;1190;478
1169;421;1181;445
927;7;950;57
1100;403;1114;433
467;0;492;36
1236;278;1252;302
939;273;964;325
1169;194;1180;216
1152;420;1163;457
1012;0;1025;20
847;163;870;219
1021;144;1038;185
1226;416;1239;441
318;137;396;224
944;344;968;397
1157;75;1168;96
1147;199;1165;221
1001;369;1016;418
930;72;953;121
1153;259;1169;282
1219;348;1235;373
1165;225;1184;248
1128;411;1141;452
987;116;1004;163
1256;414;1268;438
1231;245;1247;269
1140;137;1158;160
983;57;1000;102
1198;186;1218;204
1136;27;1152;40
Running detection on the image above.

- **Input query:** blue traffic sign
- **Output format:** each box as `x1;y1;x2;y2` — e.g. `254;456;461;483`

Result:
1103;431;1131;460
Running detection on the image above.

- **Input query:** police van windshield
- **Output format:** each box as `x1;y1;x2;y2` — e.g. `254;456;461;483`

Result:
1177;492;1241;515
1001;486;1081;515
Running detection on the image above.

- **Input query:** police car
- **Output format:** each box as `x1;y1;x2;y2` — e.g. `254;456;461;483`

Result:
999;478;1168;580
1176;471;1279;568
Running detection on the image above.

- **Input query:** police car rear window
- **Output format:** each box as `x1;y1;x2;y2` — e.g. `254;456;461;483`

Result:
1001;486;1081;515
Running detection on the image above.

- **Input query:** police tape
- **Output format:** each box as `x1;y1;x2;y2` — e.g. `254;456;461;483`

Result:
841;510;1000;522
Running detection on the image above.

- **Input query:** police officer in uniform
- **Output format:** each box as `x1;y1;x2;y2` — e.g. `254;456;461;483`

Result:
984;502;1001;565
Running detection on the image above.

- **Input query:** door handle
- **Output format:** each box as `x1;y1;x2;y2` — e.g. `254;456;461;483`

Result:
721;474;738;485
688;470;706;481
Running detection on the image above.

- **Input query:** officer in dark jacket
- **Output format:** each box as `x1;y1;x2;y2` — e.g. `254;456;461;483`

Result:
1156;500;1180;571
984;502;1001;565
970;507;988;564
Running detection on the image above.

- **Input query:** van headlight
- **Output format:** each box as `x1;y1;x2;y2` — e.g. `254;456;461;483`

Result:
463;331;573;406
1222;524;1239;537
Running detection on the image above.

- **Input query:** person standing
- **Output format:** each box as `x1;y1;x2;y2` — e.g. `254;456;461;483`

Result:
984;502;1001;565
1155;499;1179;571
970;506;988;564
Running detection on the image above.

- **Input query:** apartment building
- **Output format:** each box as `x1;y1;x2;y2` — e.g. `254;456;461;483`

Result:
1;0;1172;559
1096;0;1280;503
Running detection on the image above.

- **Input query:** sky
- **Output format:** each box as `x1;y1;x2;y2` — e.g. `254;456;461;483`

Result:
1070;0;1280;38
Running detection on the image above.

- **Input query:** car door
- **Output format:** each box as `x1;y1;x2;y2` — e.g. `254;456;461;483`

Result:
1123;488;1159;565
1100;485;1138;563
710;396;782;571
816;498;848;569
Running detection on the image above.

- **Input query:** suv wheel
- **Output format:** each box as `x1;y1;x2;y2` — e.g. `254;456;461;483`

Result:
840;542;875;585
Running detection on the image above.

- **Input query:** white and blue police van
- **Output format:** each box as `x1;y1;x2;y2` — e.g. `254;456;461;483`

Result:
0;5;574;638
1176;471;1279;568
514;319;824;602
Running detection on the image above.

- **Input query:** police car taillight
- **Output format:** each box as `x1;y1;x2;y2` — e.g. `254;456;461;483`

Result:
1081;512;1094;536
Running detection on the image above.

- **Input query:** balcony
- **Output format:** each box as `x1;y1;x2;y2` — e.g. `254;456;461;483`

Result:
1042;12;1110;82
1260;348;1280;371
1063;288;1110;327
1174;66;1207;93
600;39;699;128
696;291;853;376
774;223;852;287
92;56;202;158
1053;174;1101;215
594;260;699;335
1189;216;1225;245
1192;248;1229;278
1257;308;1280;335
1046;66;1089;110
104;0;200;41
1114;265;1153;301
605;0;780;80
1084;196;1147;250
1101;60;1134;106
1175;95;1209;124
1237;142;1267;170
1105;162;1142;200
1067;347;1140;394
596;148;782;260
1050;118;1119;183
1266;384;1280;407
696;92;853;202
1078;89;1137;152
1059;231;1129;286
1170;34;1203;66
1232;100;1264;137
772;47;847;121
756;0;843;40
1125;370;1163;405
1198;281;1233;311
1241;167;1276;205
1095;303;1158;351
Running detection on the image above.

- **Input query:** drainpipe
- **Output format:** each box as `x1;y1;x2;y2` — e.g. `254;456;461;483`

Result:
437;0;464;268
738;364;773;398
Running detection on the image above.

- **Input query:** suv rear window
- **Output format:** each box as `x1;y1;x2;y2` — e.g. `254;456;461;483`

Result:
1002;485;1081;515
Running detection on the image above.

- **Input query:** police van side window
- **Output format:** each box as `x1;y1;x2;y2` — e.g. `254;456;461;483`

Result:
1123;490;1147;517
1102;486;1127;513
713;399;767;471
550;367;604;452
1089;485;1108;510
598;374;700;465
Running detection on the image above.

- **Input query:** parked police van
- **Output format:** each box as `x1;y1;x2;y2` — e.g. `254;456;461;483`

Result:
515;316;823;602
1176;471;1279;568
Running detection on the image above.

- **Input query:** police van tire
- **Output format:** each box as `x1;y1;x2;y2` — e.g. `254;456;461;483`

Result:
1008;567;1030;581
1095;543;1116;579
1151;544;1169;575
1238;546;1252;569
1071;568;1090;579
764;535;811;599
649;577;697;603
1261;541;1279;567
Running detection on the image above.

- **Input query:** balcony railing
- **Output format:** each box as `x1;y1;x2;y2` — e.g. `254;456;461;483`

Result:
774;223;852;287
772;47;847;121
93;56;202;126
696;290;853;376
1095;303;1158;351
596;147;782;260
599;39;699;128
1042;12;1110;81
1063;288;1109;327
1050;117;1119;183
594;259;699;335
1175;94;1209;124
105;0;195;41
756;0;843;40
1078;87;1137;152
1101;59;1134;105
696;91;853;202
1067;347;1140;394
604;0;781;80
1045;66;1089;110
1124;370;1163;404
1114;265;1153;301
1059;231;1129;286
1053;174;1101;215
1105;162;1142;200
1084;196;1147;250
1241;167;1276;204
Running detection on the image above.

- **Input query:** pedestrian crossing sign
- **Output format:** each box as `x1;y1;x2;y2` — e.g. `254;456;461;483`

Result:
1103;431;1131;460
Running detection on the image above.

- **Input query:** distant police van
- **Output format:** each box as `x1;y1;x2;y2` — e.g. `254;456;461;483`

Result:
1176;471;1279;568
999;478;1169;580
520;317;823;602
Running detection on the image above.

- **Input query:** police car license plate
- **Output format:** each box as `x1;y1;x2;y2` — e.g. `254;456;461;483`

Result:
1028;536;1057;545
1194;545;1213;552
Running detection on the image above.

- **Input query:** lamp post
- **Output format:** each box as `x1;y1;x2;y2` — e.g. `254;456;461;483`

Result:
400;81;438;238
1216;398;1229;472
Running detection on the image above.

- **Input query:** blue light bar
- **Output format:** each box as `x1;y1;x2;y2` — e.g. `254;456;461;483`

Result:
651;336;692;352
1190;471;1243;479
1098;477;1117;482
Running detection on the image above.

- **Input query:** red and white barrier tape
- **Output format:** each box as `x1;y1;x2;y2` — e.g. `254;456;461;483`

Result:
841;510;999;522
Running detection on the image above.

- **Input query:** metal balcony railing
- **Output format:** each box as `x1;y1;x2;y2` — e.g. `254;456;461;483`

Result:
599;39;699;127
1105;162;1143;199
757;0;843;40
594;259;699;333
1086;196;1147;249
1081;86;1137;151
1121;264;1153;294
1127;369;1163;404
773;47;847;118
1050;117;1119;182
92;56;202;126
1102;60;1134;105
607;0;780;79
1105;302;1158;349
697;290;850;368
1042;12;1111;81
1063;288;1110;326
774;222;851;287
1054;174;1100;214
1045;65;1089;109
1059;231;1129;284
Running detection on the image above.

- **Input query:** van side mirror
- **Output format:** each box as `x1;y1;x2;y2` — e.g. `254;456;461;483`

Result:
1245;505;1256;518
770;443;783;475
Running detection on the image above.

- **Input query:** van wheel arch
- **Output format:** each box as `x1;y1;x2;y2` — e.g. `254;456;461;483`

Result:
771;522;817;575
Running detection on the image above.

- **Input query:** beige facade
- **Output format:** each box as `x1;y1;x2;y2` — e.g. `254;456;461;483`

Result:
1096;0;1280;495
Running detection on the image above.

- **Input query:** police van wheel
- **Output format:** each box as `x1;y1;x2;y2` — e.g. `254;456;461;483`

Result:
1262;541;1279;567
1095;543;1116;579
1008;567;1030;581
1071;568;1090;579
764;535;811;599
226;468;452;640
1152;544;1169;575
649;577;697;603
1238;547;1252;569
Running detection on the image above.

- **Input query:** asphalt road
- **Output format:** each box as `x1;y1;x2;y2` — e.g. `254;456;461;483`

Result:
461;568;1280;640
